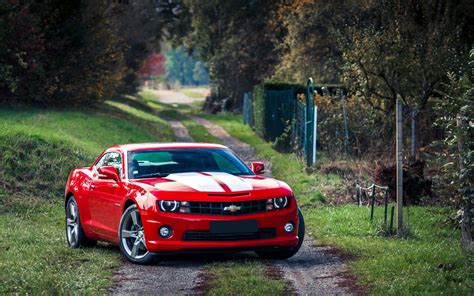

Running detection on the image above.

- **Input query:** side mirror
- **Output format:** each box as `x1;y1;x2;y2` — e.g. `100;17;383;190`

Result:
98;166;120;182
250;162;265;175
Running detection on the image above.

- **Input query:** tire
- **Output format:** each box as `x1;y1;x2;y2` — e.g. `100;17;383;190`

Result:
256;208;305;260
118;204;156;265
66;196;97;248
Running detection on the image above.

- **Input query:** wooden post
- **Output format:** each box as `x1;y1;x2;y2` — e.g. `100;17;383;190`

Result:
396;98;403;235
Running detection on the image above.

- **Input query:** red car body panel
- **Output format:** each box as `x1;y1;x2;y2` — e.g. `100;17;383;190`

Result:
65;143;300;253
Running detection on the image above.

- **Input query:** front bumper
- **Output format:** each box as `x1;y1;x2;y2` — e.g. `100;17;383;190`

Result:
141;207;299;253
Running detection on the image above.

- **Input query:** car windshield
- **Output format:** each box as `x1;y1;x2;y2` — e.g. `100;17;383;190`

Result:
128;148;254;179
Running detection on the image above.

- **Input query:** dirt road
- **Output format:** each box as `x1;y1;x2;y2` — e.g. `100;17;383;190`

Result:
110;89;356;295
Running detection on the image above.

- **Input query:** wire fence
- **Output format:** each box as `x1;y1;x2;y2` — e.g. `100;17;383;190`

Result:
242;79;346;166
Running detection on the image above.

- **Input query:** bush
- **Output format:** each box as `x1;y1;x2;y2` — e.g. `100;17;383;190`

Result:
372;160;433;205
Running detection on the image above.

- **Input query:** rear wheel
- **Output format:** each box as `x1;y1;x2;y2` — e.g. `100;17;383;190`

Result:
118;204;156;265
256;208;305;260
66;196;96;247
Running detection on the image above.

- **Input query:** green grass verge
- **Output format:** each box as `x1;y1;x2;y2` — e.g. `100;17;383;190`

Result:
159;108;222;144
0;101;174;294
203;113;474;295
205;260;285;296
305;205;473;295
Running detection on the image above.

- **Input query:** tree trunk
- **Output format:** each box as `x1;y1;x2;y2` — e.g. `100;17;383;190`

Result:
410;110;418;162
458;111;473;251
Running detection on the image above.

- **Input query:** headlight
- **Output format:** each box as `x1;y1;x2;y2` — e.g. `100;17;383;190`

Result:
266;196;290;210
274;196;288;209
159;200;180;212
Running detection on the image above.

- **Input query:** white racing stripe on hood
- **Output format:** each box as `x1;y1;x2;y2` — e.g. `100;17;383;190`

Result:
164;172;224;192
205;172;253;192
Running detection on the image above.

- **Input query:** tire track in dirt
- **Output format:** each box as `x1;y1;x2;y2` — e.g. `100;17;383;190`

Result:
190;115;356;295
160;113;193;142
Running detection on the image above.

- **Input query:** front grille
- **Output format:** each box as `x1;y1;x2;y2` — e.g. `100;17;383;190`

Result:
188;200;267;216
183;228;276;241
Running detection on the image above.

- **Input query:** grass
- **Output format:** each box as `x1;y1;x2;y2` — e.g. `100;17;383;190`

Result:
305;205;473;295
160;108;222;144
182;87;209;99
202;113;474;295
0;100;174;294
0;191;119;294
205;260;285;296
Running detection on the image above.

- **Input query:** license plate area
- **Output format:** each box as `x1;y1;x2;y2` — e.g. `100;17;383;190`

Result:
210;220;258;234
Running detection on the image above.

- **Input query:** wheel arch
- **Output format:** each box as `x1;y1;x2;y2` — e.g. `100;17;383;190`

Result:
123;199;136;212
65;192;74;208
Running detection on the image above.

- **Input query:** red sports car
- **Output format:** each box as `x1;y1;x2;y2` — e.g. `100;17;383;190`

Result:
65;143;304;264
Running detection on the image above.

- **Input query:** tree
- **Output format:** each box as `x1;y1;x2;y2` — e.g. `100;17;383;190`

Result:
336;0;469;159
178;0;285;112
0;0;186;105
272;0;342;84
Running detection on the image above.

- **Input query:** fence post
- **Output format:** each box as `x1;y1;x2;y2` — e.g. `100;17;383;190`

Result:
305;78;315;166
384;189;389;225
370;185;376;222
396;98;404;234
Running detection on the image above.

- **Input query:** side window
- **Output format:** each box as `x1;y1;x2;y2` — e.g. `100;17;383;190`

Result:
96;152;122;176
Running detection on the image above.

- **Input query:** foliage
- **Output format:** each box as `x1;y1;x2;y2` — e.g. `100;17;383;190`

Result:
138;53;166;80
272;0;342;84
338;1;467;115
176;0;285;111
0;0;185;106
271;0;473;160
433;49;474;248
372;160;432;205
164;47;209;86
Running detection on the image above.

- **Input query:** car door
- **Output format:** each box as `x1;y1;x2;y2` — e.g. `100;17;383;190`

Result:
89;151;126;240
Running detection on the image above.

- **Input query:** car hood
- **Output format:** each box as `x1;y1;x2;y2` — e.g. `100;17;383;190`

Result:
131;172;286;193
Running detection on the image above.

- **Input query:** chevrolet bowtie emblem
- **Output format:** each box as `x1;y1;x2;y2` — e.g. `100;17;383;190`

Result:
223;205;241;213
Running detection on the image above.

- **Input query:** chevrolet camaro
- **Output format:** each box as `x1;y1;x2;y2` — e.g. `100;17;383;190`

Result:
65;143;304;264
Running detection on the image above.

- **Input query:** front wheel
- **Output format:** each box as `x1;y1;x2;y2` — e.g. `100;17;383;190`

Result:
118;204;156;265
256;208;305;260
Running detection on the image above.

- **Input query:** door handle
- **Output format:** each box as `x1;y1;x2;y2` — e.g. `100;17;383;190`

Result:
91;184;96;190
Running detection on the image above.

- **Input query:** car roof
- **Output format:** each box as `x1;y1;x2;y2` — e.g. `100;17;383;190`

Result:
109;142;228;152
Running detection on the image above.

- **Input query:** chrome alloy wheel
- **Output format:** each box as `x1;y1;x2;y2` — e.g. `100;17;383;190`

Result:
121;209;149;259
66;199;79;246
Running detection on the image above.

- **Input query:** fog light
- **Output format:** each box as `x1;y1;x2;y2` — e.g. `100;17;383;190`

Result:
159;226;172;238
284;222;294;233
